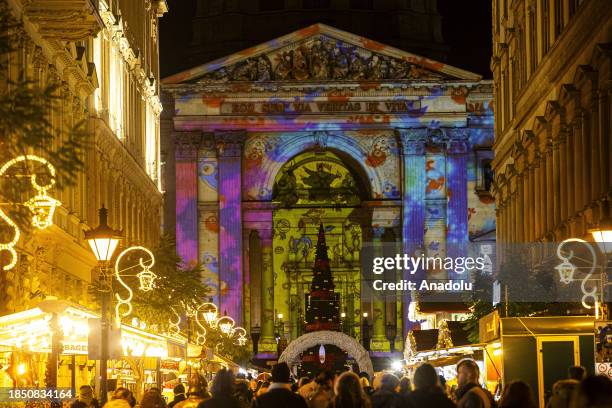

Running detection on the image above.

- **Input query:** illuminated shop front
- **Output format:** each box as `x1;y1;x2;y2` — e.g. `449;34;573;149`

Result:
0;301;185;395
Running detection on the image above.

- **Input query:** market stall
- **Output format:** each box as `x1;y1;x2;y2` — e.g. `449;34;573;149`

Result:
0;300;187;399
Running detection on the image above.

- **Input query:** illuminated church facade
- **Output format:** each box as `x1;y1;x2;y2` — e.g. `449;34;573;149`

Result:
161;24;495;354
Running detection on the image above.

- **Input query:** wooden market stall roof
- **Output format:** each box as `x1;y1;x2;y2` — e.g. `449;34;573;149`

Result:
500;316;595;336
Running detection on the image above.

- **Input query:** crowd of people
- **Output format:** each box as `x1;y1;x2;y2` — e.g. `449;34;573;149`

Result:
72;360;612;408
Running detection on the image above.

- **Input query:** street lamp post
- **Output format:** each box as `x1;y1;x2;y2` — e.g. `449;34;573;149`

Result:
385;323;397;353
250;325;261;356
84;206;122;406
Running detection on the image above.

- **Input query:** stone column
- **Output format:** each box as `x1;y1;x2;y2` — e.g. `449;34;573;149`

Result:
581;110;592;206
446;129;469;262
599;79;610;195
215;132;245;324
565;124;575;219
398;128;427;337
175;133;202;266
528;156;536;242
553;131;562;230
371;227;387;351
260;228;276;351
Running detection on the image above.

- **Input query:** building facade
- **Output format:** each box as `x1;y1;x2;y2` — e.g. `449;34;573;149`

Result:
0;0;166;313
492;0;611;244
162;24;495;355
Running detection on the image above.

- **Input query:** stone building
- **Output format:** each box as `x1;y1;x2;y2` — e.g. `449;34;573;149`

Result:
162;23;495;357
492;0;611;243
0;0;166;313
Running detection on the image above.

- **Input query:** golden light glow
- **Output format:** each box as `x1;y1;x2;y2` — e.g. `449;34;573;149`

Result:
493;349;502;356
217;316;235;336
168;307;181;337
0;155;60;270
114;246;157;326
232;327;248;346
556;238;598;309
199;302;218;327
16;363;27;376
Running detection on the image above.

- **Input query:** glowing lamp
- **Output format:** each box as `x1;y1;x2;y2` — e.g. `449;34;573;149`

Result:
85;206;122;262
25;193;61;229
555;260;576;284
137;267;157;291
200;302;218;326
589;217;612;254
391;360;403;371
318;344;326;364
217;316;235;336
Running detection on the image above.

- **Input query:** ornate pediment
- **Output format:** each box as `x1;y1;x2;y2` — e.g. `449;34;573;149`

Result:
164;24;481;84
201;35;447;82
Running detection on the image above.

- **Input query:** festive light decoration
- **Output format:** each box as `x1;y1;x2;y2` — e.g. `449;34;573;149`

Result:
114;246;157;326
0;155;60;271
556;238;598;309
168;307;181;337
216;316;235;336
199;302;219;327
318;344;326;364
232;326;248;346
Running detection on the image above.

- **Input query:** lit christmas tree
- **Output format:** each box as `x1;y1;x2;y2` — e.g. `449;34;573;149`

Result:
299;223;347;376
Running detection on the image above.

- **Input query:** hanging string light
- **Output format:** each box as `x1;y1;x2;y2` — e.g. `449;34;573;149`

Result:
168;307;181;337
216;316;235;336
0;155;60;271
199;301;218;327
556;238;598;309
114;246;157;326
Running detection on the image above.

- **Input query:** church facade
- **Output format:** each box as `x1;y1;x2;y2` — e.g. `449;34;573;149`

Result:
161;24;495;355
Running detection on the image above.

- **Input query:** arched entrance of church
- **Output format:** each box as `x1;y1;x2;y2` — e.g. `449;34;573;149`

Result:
270;149;371;343
278;330;374;378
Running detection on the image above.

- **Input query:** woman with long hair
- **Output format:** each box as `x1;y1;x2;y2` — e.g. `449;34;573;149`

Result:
498;380;537;408
331;372;370;408
198;369;240;408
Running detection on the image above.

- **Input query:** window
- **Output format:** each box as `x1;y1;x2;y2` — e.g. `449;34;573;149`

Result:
303;0;330;9
92;33;103;113
542;0;550;55
260;0;284;11
475;150;494;195
529;9;537;74
554;0;563;38
109;43;124;140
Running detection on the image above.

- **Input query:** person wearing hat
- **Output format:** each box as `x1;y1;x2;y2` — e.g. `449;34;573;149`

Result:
174;376;211;408
252;362;308;408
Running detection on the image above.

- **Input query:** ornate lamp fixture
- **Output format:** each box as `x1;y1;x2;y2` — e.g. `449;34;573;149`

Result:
217;316;235;336
556;238;598;309
114;246;157;326
232;327;248;346
199;301;219;327
0;155;61;270
85;206;122;263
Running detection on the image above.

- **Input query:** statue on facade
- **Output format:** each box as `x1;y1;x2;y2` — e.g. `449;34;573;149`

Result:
292;46;310;80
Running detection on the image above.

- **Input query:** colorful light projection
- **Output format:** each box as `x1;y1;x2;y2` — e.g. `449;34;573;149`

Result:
0;155;60;271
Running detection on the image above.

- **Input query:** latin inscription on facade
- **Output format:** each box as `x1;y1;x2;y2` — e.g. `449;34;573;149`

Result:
222;100;422;115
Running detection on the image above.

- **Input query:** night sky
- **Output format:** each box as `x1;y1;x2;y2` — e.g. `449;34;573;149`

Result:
159;0;492;79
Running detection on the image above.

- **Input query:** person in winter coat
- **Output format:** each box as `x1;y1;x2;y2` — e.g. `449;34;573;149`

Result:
251;363;308;408
455;359;494;408
369;374;403;408
198;369;241;408
405;363;455;408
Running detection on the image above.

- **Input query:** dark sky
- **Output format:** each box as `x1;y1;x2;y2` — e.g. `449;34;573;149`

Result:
159;0;492;79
